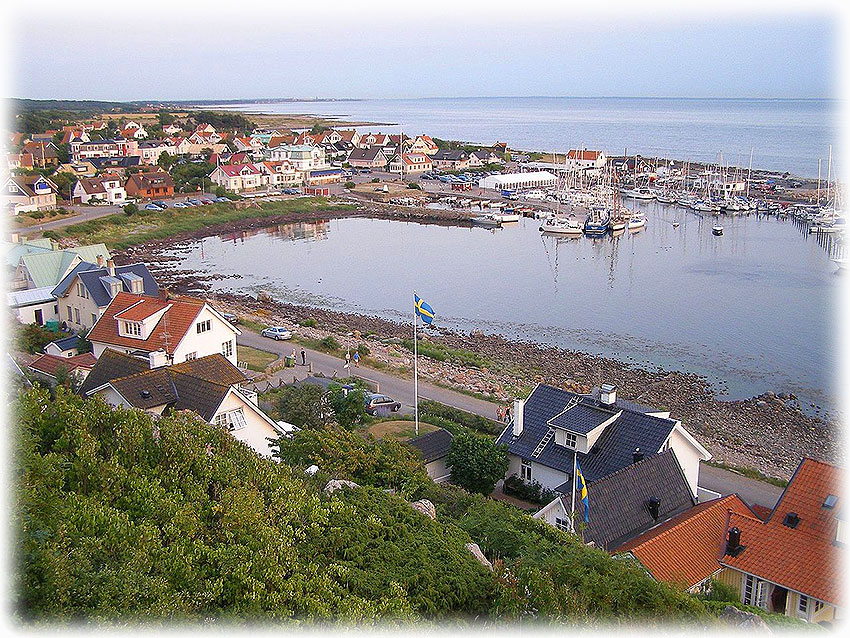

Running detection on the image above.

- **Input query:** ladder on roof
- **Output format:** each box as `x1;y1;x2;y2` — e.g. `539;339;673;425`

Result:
564;394;581;412
532;428;554;458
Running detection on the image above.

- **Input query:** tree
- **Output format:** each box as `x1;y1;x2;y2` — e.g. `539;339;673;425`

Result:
157;151;175;170
16;324;58;354
157;110;175;126
275;383;332;431
122;203;139;216
327;384;368;430
446;433;509;495
50;171;77;199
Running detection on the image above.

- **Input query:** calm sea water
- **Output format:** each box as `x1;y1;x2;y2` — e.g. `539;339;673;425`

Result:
215;97;838;178
161;206;839;413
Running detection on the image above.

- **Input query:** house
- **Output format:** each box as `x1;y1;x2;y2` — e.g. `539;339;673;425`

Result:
86;292;240;367
283;145;328;171
495;383;711;499
87;156;141;173
52;259;158;332
72;174;127;205
21;141;60;168
566;149;607;171
79;350;283;458
44;334;83;358
124;171;175;200
187;129;223;145
469;149;504;166
10;242;110;291
258;161;301;189
358;133;390;148
120;125;148;140
233;136;263;153
133;140;178;165
405;135;439;156
715;458;843;623
6;287;59;326
163;123;183;135
615;494;757;593
2;174;59;214
72;138;134;162
305;167;342;185
336;129;361;148
56;161;98;177
27;352;97;385
208;163;264;192
347;147;389;169
60;129;90;145
431;149;470;170
534;449;695;550
388;152;433;176
409;429;454;482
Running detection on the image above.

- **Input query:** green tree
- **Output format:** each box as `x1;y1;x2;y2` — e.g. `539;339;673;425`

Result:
446;433;509;495
50;171;77;199
327;384;367;430
15;324;57;354
122;203;139;216
157;110;175;126
157;151;175;170
275;383;331;431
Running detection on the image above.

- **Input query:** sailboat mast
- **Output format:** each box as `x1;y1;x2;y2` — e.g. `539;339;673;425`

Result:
817;158;821;206
826;145;832;207
746;147;753;199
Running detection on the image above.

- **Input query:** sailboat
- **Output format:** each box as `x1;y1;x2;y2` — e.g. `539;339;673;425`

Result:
628;212;647;231
541;214;582;235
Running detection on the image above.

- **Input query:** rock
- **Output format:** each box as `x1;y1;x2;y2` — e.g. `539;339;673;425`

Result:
410;499;436;520
465;542;493;571
756;400;767;408
719;605;771;632
323;479;359;494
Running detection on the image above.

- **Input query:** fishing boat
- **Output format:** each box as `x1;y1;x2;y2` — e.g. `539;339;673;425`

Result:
472;214;502;228
608;216;627;232
712;225;724;236
492;209;521;223
540;215;582;236
628;213;647;231
622;186;656;200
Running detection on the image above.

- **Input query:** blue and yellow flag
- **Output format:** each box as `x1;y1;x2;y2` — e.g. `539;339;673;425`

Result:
414;293;435;325
576;458;589;523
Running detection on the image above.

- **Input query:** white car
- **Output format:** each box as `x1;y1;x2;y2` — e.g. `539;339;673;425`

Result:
261;326;292;340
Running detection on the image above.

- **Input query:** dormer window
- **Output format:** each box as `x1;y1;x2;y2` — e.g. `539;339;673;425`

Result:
823;494;838;509
120;320;142;338
563;431;577;449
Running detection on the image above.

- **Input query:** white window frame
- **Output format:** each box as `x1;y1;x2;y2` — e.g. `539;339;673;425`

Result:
185;352;197;361
798;594;809;618
221;340;233;358
215;407;247;431
564;431;577;449
554;516;570;532
520;459;532;482
196;319;211;334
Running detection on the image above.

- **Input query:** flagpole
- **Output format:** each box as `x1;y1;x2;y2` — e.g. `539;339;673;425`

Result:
571;452;577;533
413;291;419;436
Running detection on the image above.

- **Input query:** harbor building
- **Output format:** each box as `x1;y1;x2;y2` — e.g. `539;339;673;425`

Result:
478;171;556;191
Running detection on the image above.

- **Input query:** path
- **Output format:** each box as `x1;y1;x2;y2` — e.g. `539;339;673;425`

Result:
238;330;784;509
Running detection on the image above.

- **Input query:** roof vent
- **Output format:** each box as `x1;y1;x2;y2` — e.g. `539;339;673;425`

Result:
647;497;661;520
140;390;151;399
633;447;644;464
725;527;745;556
783;512;801;528
600;383;616;406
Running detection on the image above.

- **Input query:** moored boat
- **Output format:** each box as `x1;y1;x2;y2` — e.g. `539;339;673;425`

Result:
712;225;724;236
472;214;502;228
628;213;647;231
540;216;582;235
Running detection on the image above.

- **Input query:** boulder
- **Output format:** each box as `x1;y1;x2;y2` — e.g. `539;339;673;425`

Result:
410;499;436;520
719;605;771;633
465;542;493;571
323;479;360;494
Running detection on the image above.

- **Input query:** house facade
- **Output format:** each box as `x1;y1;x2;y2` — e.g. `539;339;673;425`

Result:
347;147;389;169
431;149;470;170
409;429;454;482
566;149;607;171
2;174;59;213
124;171;175;199
72;175;127;205
388;152;433;176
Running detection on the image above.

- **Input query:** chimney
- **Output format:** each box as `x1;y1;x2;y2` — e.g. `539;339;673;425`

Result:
633;447;644;464
107;259;116;277
96;254;105;268
600;383;616;406
725;527;743;555
647;497;661;520
512;398;525;436
148;349;168;369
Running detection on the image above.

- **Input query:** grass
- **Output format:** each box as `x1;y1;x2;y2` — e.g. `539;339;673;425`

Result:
366;419;438;441
236;344;278;372
705;460;789;488
50;197;356;250
291;335;342;355
399;338;490;369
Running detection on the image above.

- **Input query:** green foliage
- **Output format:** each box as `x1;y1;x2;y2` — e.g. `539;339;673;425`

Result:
309;124;327;135
16;324;60;354
344;181;356;189
327;384;368;430
122;203;139;217
191;110;255;134
157;110;176;126
319;335;340;351
502;474;558;505
699;578;740;603
76;335;92;354
400;338;489;369
446;433;509;495
15;387;499;621
157;151;176;170
419;400;501;436
275;384;331;431
356;343;370;357
169;160;213;193
407;183;421;190
300;318;317;328
51;171;77;198
371;178;380;183
700;601;814;629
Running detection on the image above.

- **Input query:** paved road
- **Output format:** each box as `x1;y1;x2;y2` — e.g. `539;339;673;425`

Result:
239;330;783;509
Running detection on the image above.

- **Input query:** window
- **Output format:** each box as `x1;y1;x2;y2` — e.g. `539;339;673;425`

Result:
121;320;141;337
521;459;532;482
221;340;233;358
196;319;211;334
743;575;755;606
214;408;247;431
814;600;824;613
563;431;577;449
554;517;570;532
91;313;97;326
77;282;89;299
67;307;73;322
185;352;197;361
799;595;809;616
74;308;80;324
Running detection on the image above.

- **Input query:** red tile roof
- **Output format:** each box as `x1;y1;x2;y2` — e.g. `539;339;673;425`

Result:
616;495;755;589
766;458;841;539
28;353;97;377
87;292;205;355
568;149;602;161
114;297;171;321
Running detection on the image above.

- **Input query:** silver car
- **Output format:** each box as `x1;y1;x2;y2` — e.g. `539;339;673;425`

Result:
261;326;292;340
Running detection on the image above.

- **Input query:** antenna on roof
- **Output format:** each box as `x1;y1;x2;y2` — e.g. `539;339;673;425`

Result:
162;308;172;362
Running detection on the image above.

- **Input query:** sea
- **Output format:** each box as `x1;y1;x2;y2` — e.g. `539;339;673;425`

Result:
159;204;841;416
211;97;839;178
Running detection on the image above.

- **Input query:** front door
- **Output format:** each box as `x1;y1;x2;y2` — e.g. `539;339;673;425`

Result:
771;586;788;614
34;309;43;325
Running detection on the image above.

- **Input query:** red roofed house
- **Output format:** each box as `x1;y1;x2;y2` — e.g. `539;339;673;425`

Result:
27;352;97;385
566;149;607;171
406;135;439;156
716;458;843;624
388;152;432;176
87;292;240;367
208;163;264;193
71;174;127;205
615;494;757;593
124;171;175;200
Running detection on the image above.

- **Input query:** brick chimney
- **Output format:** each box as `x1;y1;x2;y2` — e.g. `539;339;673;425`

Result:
96;254;105;268
106;259;115;277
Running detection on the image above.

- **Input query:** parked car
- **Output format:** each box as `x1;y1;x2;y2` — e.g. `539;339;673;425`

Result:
260;326;292;340
222;312;239;324
365;393;402;416
144;203;164;211
199;198;213;205
173;202;189;208
187;198;201;205
152;201;169;208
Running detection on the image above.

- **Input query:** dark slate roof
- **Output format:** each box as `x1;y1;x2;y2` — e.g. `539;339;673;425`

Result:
291;375;338;391
348;147;386;162
51;261;98;297
409;428;454;462
79;349;150;396
588;387;657;414
46;334;81;353
57;263;158;308
549;401;617;435
111;367;178;409
433;149;468;161
495;384;679;484
87;156;141;169
562;449;695;551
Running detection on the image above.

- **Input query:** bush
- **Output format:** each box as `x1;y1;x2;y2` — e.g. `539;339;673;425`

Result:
419;400;501;436
502;474;558;505
122;203;139;216
699;578;741;603
327;384;368;430
319;335;340;351
275;383;332;430
29;211;45;220
371;178;380;183
407;183;421;190
446;433;509;495
357;343;370;357
300;318;317;328
344;181;355;189
16;324;59;354
41;231;59;241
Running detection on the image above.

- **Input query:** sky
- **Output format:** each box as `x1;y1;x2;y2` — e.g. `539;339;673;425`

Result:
1;1;845;101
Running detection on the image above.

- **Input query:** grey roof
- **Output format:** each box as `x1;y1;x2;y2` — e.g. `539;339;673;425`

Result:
433;149;468;161
47;335;81;352
588;387;657;414
54;263;158;308
560;449;695;551
79;349;150;396
50;261;98;297
88;156;141;169
348;147;386;162
6;286;55;308
550;402;617;435
409;428;454;463
496;384;679;484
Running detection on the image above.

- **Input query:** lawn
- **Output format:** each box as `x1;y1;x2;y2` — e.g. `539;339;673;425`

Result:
237;344;278;372
367;419;438;441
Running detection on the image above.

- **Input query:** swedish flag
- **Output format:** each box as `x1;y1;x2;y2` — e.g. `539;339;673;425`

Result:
414;294;435;325
576;458;589;523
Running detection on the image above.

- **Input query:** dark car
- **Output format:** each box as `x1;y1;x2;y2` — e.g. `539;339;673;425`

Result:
365;393;402;416
222;312;239;324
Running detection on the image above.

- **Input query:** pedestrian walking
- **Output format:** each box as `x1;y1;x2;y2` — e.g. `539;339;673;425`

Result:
505;404;512;422
353;351;360;367
300;348;306;366
344;350;351;369
291;348;297;362
496;406;505;422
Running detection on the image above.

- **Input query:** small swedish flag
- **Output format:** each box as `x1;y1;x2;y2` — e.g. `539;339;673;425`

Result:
414;293;435;325
576;458;589;523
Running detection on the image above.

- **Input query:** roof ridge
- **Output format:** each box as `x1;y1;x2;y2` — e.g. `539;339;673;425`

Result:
627;495;742;547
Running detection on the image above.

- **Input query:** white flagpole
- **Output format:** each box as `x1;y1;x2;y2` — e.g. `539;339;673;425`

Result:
413;292;419;436
571;453;577;533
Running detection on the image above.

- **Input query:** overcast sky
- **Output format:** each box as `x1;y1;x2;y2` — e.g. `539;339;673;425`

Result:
3;1;842;101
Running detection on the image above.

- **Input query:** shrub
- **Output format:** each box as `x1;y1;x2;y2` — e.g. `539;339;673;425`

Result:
122;203;139;216
502;474;557;505
29;211;45;220
275;383;332;430
16;324;59;354
407;183;421;190
344;181;356;189
446;433;509;495
419;400;501;436
319;335;340;351
300;318;317;328
357;343;370;357
371;177;380;183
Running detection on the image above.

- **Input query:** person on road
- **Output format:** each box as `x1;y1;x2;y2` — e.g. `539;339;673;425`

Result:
301;348;306;366
344;350;351;369
496;406;505;422
353;351;360;367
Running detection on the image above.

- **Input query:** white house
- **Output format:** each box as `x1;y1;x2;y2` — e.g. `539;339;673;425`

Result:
72;175;127;205
566;149;607;171
409;429;454;482
86;292;241;367
208;163;264;192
